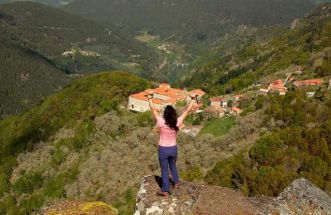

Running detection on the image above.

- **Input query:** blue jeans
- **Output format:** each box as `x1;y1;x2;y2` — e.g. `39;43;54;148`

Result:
158;146;179;192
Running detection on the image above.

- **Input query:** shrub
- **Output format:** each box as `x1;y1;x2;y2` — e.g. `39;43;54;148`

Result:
70;119;95;151
181;166;204;182
19;192;44;214
0;173;9;196
205;92;331;196
12;172;43;195
136;111;153;127
113;188;137;215
44;168;79;198
51;147;66;167
0;194;16;214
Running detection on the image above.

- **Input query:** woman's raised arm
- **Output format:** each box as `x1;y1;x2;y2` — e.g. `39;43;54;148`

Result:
148;91;160;120
179;96;197;121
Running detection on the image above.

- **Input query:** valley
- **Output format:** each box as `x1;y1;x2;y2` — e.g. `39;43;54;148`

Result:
0;1;160;118
0;1;330;215
134;32;190;82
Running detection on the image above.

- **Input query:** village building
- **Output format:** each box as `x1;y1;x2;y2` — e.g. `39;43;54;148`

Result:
128;84;205;112
234;94;244;101
259;88;269;95
210;97;223;107
306;92;316;98
233;94;245;106
259;79;287;95
277;88;288;96
293;79;324;87
209;97;228;108
231;107;243;115
205;105;227;118
269;79;288;95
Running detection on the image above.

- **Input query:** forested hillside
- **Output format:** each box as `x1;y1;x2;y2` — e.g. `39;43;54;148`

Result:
0;72;150;214
64;0;315;50
206;90;331;197
0;69;274;214
0;2;160;118
63;0;319;84
0;2;158;75
178;4;331;95
0;36;70;119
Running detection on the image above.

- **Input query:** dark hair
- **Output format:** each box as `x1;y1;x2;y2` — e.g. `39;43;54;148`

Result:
164;105;179;132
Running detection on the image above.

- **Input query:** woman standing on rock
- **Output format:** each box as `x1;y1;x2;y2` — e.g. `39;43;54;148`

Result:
148;91;197;196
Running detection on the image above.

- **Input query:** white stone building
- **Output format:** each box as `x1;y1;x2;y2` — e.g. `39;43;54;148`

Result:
128;84;205;112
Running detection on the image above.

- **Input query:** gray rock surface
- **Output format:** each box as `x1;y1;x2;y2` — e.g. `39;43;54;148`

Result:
263;178;331;215
134;176;331;215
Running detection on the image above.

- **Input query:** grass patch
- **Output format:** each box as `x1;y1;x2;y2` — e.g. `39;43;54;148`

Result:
199;117;235;137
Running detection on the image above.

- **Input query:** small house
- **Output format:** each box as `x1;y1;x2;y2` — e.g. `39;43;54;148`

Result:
259;88;269;95
293;79;324;87
210;97;223;107
205;105;226;118
231;107;242;115
268;79;288;95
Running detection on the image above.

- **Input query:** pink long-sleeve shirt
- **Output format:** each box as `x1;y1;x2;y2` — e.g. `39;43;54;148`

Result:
156;116;184;147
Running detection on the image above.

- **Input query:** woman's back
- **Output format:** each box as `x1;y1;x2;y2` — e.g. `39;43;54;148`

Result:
156;116;183;147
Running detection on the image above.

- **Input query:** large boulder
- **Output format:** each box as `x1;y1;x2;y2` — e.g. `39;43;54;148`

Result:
263;178;331;215
134;176;331;215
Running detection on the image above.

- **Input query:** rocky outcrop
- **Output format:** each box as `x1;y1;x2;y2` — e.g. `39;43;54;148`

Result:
263;178;331;215
134;176;331;215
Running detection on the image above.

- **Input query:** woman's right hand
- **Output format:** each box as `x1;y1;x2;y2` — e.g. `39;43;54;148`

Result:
148;90;154;99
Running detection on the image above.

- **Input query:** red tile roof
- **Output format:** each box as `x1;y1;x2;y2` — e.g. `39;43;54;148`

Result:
269;79;285;90
294;79;324;87
130;92;163;104
234;94;244;100
210;97;224;102
190;89;206;97
232;107;242;112
129;85;205;106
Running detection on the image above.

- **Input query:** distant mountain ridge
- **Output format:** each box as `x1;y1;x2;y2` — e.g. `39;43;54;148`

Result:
178;4;331;95
0;0;74;7
64;0;316;46
0;2;158;74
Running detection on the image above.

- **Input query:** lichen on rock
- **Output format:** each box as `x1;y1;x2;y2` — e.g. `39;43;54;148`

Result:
40;201;118;215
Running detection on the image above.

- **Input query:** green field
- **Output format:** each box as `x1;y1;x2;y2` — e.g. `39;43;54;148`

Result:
199;117;235;137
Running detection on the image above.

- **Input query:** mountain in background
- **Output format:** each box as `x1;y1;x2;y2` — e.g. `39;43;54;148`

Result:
64;0;316;48
0;2;159;74
178;4;331;95
0;0;74;7
0;2;160;118
62;0;320;82
1;0;329;7
0;35;70;119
